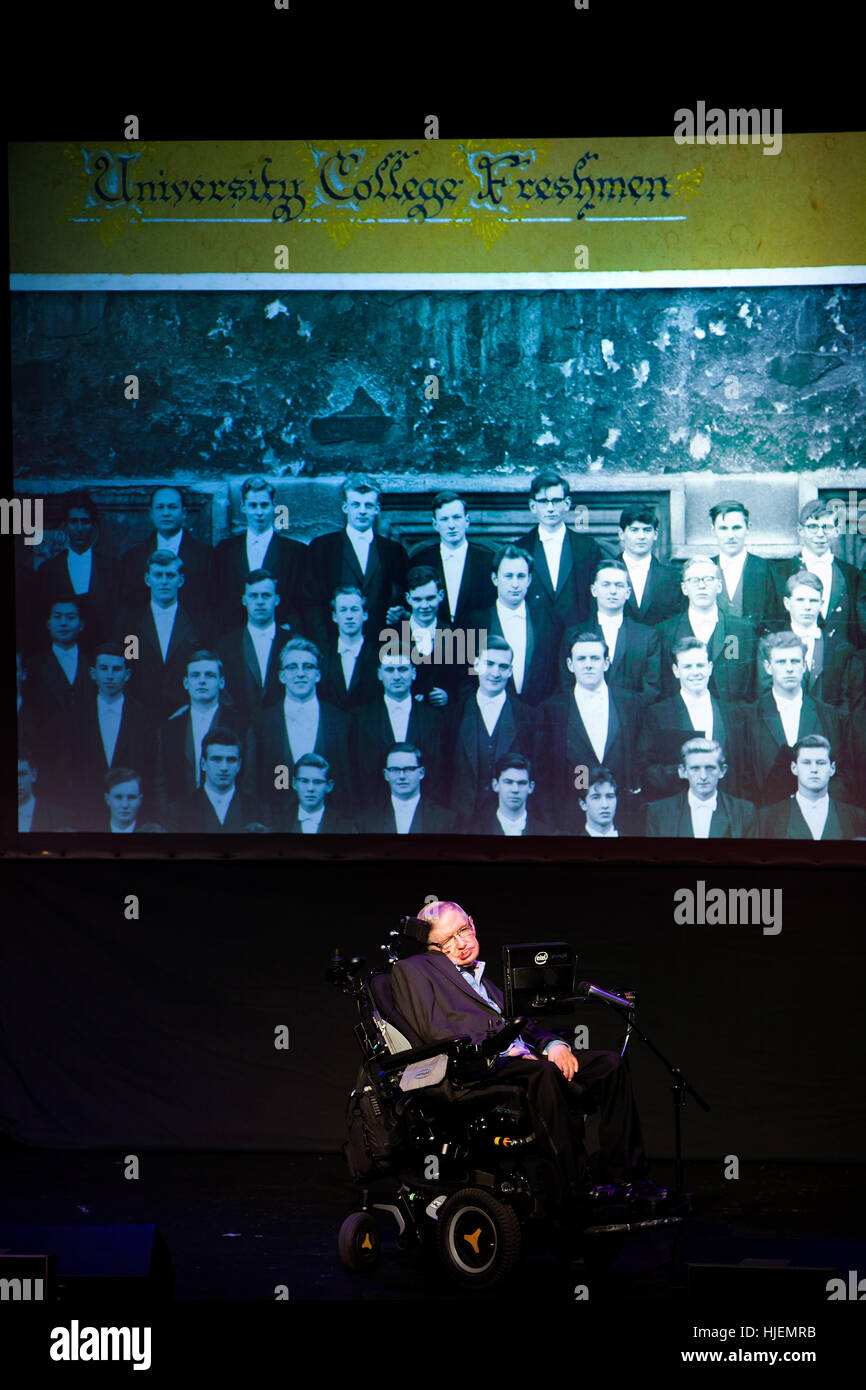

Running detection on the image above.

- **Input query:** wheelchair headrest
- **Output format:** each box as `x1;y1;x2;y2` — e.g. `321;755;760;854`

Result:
368;971;426;1052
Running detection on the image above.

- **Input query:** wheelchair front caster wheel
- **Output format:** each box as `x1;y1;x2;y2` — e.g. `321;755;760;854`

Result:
338;1211;381;1271
436;1187;521;1289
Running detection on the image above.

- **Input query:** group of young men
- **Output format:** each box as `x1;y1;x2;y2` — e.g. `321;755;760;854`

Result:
15;470;866;838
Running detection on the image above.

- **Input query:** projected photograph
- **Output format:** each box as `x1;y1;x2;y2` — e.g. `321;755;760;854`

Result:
12;284;866;840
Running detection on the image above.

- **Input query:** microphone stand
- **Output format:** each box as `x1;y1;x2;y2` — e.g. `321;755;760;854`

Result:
571;992;710;1196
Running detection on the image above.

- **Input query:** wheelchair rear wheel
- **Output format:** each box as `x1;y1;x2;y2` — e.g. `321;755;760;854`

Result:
436;1187;521;1289
338;1211;381;1271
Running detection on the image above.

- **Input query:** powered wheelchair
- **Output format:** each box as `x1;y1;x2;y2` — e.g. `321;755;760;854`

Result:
327;930;686;1290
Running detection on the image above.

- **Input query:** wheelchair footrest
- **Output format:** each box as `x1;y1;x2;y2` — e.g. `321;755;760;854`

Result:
583;1214;686;1235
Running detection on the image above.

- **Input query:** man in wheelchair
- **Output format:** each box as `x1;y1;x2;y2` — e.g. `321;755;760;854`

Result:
333;899;677;1286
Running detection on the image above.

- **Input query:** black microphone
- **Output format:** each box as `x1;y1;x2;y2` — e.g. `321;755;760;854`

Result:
576;981;634;1009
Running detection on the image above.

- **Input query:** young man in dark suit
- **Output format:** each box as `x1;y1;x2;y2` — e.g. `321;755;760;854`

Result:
303;473;409;646
638;636;738;799
771;499;865;649
390;901;658;1206
539;629;644;823
350;651;449;813
449;635;542;823
757;571;864;713
365;743;453;834
645;737;758;838
282;753;358;834
616;504;684;628
742;632;843;807
28;600;91;793
173;726;267;833
243;638;352;819
514;470;602;630
410;491;496;629
17;750;67;832
153;650;240;821
316;586;380;711
217;570;294;729
470;753;558;836
575;766;623;838
576;558;661;703
36;490;119;647
760;734;866;840
213;475;307;636
119;486;214;633
465;544;562;707
708;499;776;623
64;644;155;824
657;556;756;705
115;550;202;721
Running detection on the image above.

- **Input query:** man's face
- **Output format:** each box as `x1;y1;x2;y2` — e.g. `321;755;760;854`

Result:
493;559;531;608
406;580;443;628
580;781;617;831
426;906;479;968
383;753;424;799
145;561;184;607
65;507;96;553
150;488;184;538
105;779;143;825
799;512;836;559
242;488;275;534
332;593;366;638
242;579;279;627
433;500;469;546
279;650;321;701
202;744;241;791
18;761;36;803
183;661;224;706
529;485;570;532
47;602;84;647
293;766;333;811
567;640;609;690
91;655;130;698
492;767;534;813
679;751;725;800
342;489;379;532
474;647;513;696
673;647;712;697
378;656;414;699
591;567;630;615
765;646;805;695
792;746;835;795
713;511;748;556
682;562;722;611
784;585;823;629
619;521;656;558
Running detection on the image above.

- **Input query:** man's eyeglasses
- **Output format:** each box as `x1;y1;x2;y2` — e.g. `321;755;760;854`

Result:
802;521;836;533
430;924;476;952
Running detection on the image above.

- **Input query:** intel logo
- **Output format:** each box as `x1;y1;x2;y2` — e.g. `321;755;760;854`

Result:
534;951;549;965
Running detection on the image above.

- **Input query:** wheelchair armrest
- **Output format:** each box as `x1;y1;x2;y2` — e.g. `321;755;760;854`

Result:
372;1037;473;1077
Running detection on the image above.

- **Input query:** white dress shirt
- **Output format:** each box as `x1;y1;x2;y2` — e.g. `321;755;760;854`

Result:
440;541;468;619
801;551;834;619
585;822;619;837
246;526;274;572
688;605;719;647
191;703;219;786
52;643;79;685
496;806;527;836
298;805;326;834
496;601;527;693
247;621;276;686
772;689;804;748
718;549;748;600
110;819;137;834
203;782;235;825
680;688;714;739
391;792;420;833
795;791;830;840
623;552;651;606
476;688;506;736
157;529;183;555
66;548;93;594
410;620;436;657
598;612;623;663
97;694;124;765
338;634;364;688
574;683;610;763
282;695;320;762
688;789;717;839
792;624;821;671
384;693;412;743
151;601;178;660
538;524;567;590
346;524;373;574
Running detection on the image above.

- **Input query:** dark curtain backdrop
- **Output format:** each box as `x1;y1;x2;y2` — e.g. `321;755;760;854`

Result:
1;860;863;1160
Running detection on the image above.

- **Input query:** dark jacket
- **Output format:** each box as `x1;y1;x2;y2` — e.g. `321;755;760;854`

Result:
741;691;843;807
759;796;866;841
645;788;758;838
304;529;409;643
449;689;542;820
390;951;564;1052
465;601;563;707
213;531;308;635
539;684;644;814
217;624;294;728
514;526;603;630
637;692;738;799
120;530;215;633
409;541;498;628
365;797;454;835
656;610;757;704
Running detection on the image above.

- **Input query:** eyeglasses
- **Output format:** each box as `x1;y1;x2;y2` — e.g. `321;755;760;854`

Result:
684;575;717;585
802;521;836;533
429;924;475;952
